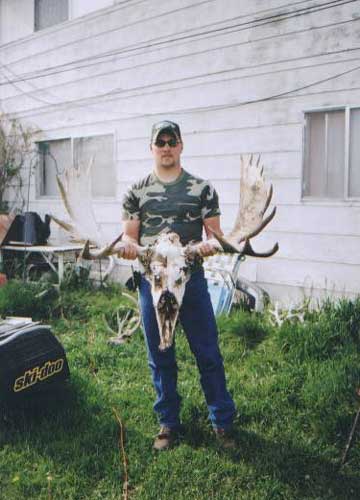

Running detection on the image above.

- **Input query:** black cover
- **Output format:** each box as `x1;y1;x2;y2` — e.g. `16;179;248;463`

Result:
5;212;51;245
0;325;70;403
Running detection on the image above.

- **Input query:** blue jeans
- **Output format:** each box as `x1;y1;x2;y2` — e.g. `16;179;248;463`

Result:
139;270;236;430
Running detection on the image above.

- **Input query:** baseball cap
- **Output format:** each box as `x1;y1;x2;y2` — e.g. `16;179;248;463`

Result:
150;120;182;144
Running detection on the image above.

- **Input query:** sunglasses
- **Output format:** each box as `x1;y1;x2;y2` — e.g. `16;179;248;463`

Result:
154;138;179;148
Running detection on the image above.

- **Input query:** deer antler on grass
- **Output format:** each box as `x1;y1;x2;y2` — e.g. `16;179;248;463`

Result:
268;302;307;327
207;154;279;258
103;292;141;345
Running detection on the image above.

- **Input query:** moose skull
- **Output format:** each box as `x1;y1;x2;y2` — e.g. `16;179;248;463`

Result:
139;232;193;351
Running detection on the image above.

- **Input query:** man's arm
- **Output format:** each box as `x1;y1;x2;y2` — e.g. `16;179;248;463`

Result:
198;216;223;257
203;216;223;239
120;219;141;260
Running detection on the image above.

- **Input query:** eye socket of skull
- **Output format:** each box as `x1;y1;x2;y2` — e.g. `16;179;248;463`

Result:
174;276;183;286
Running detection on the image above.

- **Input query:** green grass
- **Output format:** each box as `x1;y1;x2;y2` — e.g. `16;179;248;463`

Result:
0;285;360;499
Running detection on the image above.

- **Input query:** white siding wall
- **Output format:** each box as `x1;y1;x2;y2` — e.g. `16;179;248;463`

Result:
1;0;360;303
0;0;34;44
0;0;115;44
71;0;114;19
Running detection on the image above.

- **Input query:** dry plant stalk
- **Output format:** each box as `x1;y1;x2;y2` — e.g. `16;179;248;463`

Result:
112;407;129;500
0;113;39;212
88;356;129;497
341;389;360;466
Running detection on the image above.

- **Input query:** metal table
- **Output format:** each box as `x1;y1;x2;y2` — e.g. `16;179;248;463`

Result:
0;243;86;283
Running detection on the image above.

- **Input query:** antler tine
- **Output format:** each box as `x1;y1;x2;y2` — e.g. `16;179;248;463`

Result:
79;233;124;260
261;183;273;217
239;206;277;243
56;175;75;220
256;154;261;167
240;154;245;170
50;214;77;236
242;240;279;258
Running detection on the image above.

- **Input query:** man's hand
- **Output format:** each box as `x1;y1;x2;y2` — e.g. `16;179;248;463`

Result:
119;220;141;260
197;238;221;257
118;242;138;260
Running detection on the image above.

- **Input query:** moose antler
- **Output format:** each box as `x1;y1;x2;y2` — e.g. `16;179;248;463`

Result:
51;160;144;259
208;154;279;258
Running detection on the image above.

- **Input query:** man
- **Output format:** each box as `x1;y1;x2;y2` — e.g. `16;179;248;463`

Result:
120;120;236;450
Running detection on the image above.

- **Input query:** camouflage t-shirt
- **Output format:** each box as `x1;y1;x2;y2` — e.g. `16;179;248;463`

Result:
122;169;220;246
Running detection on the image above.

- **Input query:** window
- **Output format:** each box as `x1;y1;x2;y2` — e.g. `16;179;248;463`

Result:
303;108;360;199
34;0;69;31
38;139;71;197
38;135;116;198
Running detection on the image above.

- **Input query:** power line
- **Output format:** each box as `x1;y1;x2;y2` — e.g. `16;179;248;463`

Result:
0;0;218;75
8;57;360;124
0;67;55;106
177;63;360;115
0;0;308;76
1;2;358;121
1;0;355;87
1;4;358;118
3;18;359;119
2;15;358;112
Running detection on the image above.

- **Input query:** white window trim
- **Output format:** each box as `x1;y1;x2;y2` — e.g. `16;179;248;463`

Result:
36;131;117;201
301;105;360;205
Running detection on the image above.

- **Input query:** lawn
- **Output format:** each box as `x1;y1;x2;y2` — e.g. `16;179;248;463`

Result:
0;281;359;499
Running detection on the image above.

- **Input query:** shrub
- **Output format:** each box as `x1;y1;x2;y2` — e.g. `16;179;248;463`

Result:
274;298;360;440
217;309;271;348
277;298;360;363
300;354;360;439
0;280;55;320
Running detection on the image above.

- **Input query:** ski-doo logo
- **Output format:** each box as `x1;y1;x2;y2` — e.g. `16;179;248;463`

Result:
13;359;64;393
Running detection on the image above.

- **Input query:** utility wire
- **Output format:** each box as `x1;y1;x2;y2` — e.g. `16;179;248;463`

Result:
1;0;355;122
1;0;356;86
177;63;360;115
1;12;359;116
3;39;359;120
2;16;358;111
2;14;358;105
6;58;360;123
0;0;218;75
1;1;358;120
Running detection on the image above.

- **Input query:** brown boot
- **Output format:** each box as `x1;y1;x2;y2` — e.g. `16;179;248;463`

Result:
153;426;176;451
214;428;236;449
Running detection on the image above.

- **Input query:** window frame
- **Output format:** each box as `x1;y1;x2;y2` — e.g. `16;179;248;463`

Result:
301;105;360;204
34;0;71;32
36;132;117;200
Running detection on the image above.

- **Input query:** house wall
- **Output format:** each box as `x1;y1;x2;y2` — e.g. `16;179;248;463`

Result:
0;0;115;44
0;0;359;304
0;0;34;44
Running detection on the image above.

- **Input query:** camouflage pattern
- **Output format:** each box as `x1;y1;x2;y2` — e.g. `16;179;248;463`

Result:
122;169;220;246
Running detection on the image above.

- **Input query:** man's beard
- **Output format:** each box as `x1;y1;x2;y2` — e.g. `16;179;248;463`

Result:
160;157;177;169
